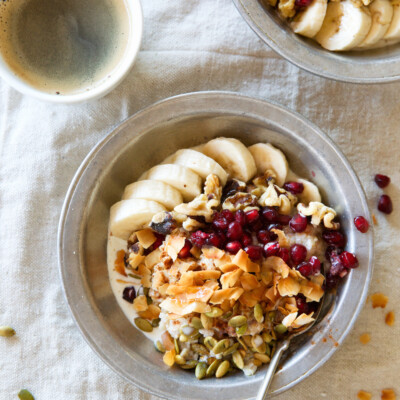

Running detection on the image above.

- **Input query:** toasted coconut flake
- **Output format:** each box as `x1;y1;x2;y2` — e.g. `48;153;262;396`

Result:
159;283;169;296
239;291;259;307
214;254;233;268
265;286;279;303
221;268;243;289
371;292;389;308
262;257;290;278
128;251;146;270
310;273;325;286
232;250;260;273
282;312;298;327
240;273;260;291
139;304;161;320
137;263;150;276
192;270;221;281
292;312;315;328
133;295;148;312
114;250;127;276
277;277;301;297
204;279;220;291
385;311;395;326
202;246;225;259
271;229;289;248
299;281;324;302
167;285;214;303
166;235;186;261
278;306;290;316
297;202;339;229
190;246;202;258
136;229;156;249
160;298;211;315
145;248;162;269
357;390;372;400
178;272;195;287
210;288;244;304
219;263;240;273
288;268;305;281
152;271;166;289
251;286;266;301
141;274;151;288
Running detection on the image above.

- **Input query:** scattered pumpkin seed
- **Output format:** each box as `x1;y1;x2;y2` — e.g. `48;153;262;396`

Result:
254;303;264;323
268;311;276;322
18;390;34;400
235;323;247;336
221;311;232;320
192;343;209;356
254;343;267;354
174;355;186;365
204;336;217;351
190;317;203;330
151;318;160;328
228;315;247;327
223;342;239;356
252;358;262;367
180;360;197;369
134;318;153;333
206;359;221;377
205;307;223;318
191;332;201;341
232;350;244;369
0;326;15;337
174;338;180;354
237;337;248;351
232;302;240;315
274;324;288;335
265;344;271;356
262;332;273;343
254;353;271;363
201;313;213;330
146;295;153;305
155;340;166;353
216;360;230;378
128;273;142;280
212;339;230;355
195;362;208;380
242;335;252;347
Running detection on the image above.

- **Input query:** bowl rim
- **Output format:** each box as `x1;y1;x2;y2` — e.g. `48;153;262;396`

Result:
58;91;374;399
232;0;400;84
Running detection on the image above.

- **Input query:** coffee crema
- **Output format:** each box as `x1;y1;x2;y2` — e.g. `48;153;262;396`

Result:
0;0;130;95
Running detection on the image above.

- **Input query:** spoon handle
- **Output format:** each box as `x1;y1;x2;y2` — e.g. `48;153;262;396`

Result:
255;339;290;400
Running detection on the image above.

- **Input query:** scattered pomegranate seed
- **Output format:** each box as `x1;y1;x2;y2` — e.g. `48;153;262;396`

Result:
295;0;312;7
221;209;235;222
225;241;242;254
290;244;307;264
289;213;308;232
329;250;346;276
122;286;136;303
325;272;339;289
322;230;346;247
244;245;263;260
295;295;309;314
245;209;260;224
212;216;229;230
297;262;313;277
378;194;393;214
283;181;304;194
309;256;321;275
257;229;271;244
152;233;165;250
374;174;390;188
354;216;369;233
278;214;291;225
250;219;264;232
234;210;246;226
340;251;359;269
178;240;192;258
262;207;279;223
226;221;243;240
278;248;290;264
190;230;208;247
325;244;342;260
206;233;223;248
241;231;252;247
263;241;280;257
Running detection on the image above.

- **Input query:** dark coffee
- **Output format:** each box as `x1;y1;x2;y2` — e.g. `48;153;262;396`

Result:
0;0;130;94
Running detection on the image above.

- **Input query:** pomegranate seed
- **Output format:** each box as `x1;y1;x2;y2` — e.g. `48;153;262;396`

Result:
278;214;291;225
227;221;243;240
244;245;263;260
329;251;345;276
262;207;279;223
325;272;340;289
217;231;227;246
212;216;228;230
190;230;208;247
241;231;253;247
268;223;283;232
295;0;312;7
152;233;165;250
122;286;136;303
250;219;263;232
283;181;304;194
374;174;390;188
245;209;260;224
221;209;235;222
322;231;346;247
354;216;369;233
235;210;246;226
309;256;321;275
225;241;242;254
297;262;313;277
378;194;393;214
257;229;271;244
178;240;192;258
278;248;290;264
263;241;280;257
340;251;359;269
289;214;308;232
206;233;223;248
290;244;307;264
295;295;309;314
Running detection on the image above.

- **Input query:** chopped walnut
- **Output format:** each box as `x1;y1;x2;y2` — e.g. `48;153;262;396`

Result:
222;192;259;212
182;217;206;231
297;201;339;229
278;0;296;18
257;181;297;215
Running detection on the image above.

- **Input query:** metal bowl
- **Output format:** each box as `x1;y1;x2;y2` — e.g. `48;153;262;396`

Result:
233;0;400;83
58;92;373;399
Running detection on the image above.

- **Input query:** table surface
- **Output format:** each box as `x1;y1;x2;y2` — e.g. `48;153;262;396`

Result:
0;0;399;399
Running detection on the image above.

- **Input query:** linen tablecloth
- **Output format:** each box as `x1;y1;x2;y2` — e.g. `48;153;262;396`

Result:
0;0;399;399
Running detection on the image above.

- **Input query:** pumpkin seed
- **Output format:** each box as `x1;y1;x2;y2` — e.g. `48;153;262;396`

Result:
191;317;203;330
268;310;276;322
146;295;153;305
262;332;273;343
18;390;34;400
254;303;264;323
191;332;201;341
204;336;217;350
174;355;186;365
232;350;244;369
179;334;189;343
235;323;247;336
201;313;213;330
205;307;223;318
192;343;209;356
254;342;267;354
195;362;208;380
253;358;262;367
134;318;153;332
163;350;175;366
228;315;247;327
128;273;142;280
242;335;252;347
232;302;240;315
237;337;248;351
221;311;232;320
0;326;15;337
216;360;230;378
274;324;288;335
212;339;230;354
206;359;221;377
180;360;197;369
265;344;271;356
155;340;166;353
151;318;160;328
180;348;190;359
223;342;239;356
174;338;180;354
254;353;271;363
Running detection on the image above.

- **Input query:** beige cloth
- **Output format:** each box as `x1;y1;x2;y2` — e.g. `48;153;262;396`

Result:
0;0;399;399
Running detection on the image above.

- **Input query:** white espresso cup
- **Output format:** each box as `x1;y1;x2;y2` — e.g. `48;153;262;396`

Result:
0;0;143;103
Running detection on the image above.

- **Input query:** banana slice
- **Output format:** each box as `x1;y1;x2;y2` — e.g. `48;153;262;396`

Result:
357;0;393;48
202;138;257;182
190;144;206;152
163;149;228;186
315;1;372;51
109;199;166;240
291;0;328;38
140;164;202;201
122;180;183;210
297;178;322;203
248;143;288;187
383;4;400;41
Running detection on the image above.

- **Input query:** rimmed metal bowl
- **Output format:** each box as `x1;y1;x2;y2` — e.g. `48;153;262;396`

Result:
233;0;400;83
58;92;373;399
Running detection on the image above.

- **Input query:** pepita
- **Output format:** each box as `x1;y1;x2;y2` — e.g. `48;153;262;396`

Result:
174;338;180;354
151;318;160;327
192;343;209;356
180;360;197;369
204;336;217;351
235;323;247;336
274;324;288;335
205;307;223;318
191;317;203;330
265;344;271;356
206;359;221;377
254;303;264;323
163;349;176;367
242;335;253;347
174;355;186;365
262;332;273;343
18;389;34;400
253;358;262;367
228;315;247;328
146;295;153;305
0;326;15;337
221;311;232;320
223;342;239;356
201;313;213;330
128;273;142;280
215;360;230;378
134;318;153;333
268;310;276;322
237;337;248;351
212;339;230;355
254;342;267;354
195;362;208;380
254;353;271;363
180;348;190;359
155;340;166;353
232;351;244;369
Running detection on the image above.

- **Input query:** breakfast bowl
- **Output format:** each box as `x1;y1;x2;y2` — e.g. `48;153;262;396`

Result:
233;0;400;84
58;91;373;399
